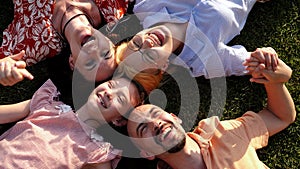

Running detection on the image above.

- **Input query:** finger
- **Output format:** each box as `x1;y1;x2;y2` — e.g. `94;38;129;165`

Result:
272;52;279;71
9;50;25;61
245;66;256;72
9;67;24;85
245;56;259;62
264;51;271;70
18;69;34;80
0;62;5;85
270;54;276;71
267;47;277;54
246;61;260;67
258;63;266;70
0;62;4;75
251;48;265;63
250;77;269;84
14;60;27;69
0;62;13;86
4;62;13;81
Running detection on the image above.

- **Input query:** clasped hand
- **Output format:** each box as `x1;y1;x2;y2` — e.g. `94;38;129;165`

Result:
0;51;34;86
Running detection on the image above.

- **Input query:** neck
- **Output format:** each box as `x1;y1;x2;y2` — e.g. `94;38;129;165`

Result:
60;6;91;42
159;135;206;169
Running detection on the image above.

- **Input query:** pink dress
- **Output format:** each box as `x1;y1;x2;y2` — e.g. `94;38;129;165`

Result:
0;79;121;169
0;0;129;65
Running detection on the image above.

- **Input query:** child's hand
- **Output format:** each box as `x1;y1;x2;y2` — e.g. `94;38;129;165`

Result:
249;59;292;84
0;51;34;86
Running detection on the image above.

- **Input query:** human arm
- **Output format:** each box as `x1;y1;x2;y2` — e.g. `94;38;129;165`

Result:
215;45;279;77
0;51;34;86
254;59;296;136
0;99;31;124
81;161;112;169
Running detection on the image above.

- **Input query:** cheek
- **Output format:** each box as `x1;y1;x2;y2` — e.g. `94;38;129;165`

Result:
109;100;126;115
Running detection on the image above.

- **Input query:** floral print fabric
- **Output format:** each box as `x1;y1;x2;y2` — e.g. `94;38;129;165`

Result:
0;0;129;65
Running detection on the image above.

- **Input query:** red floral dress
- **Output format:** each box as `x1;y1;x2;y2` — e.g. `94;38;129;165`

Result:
0;0;129;66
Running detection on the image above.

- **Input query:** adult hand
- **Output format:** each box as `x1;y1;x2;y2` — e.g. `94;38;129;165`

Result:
246;47;279;71
249;59;292;84
0;51;34;86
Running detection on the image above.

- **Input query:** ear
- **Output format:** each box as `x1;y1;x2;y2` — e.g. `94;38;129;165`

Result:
69;54;75;70
170;113;182;124
140;150;156;160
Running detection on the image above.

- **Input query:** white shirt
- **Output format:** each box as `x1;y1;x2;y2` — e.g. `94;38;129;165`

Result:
133;0;257;78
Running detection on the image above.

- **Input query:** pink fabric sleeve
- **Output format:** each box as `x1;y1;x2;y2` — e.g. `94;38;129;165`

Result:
30;79;61;113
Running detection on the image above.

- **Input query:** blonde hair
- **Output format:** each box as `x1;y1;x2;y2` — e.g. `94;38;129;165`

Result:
115;42;163;95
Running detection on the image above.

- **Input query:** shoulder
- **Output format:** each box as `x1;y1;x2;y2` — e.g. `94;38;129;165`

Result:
30;79;62;111
221;111;269;147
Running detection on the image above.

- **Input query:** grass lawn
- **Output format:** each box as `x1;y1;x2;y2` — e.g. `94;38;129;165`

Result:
0;0;299;168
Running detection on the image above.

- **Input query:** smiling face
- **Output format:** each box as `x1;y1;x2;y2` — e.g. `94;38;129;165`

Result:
127;104;186;157
85;78;142;124
69;27;117;82
118;25;173;74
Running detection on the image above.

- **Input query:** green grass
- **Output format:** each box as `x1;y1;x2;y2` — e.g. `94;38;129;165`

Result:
0;0;299;168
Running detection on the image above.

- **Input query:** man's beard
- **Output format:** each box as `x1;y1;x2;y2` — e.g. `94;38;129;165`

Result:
167;135;186;153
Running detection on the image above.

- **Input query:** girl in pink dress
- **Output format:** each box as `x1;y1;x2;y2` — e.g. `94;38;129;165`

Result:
0;76;145;168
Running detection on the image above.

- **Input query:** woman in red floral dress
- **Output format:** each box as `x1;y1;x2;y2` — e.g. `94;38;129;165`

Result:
0;0;131;86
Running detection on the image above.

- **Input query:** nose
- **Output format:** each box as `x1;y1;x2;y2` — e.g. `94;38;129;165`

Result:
151;120;162;135
103;90;113;107
104;91;112;100
142;37;155;49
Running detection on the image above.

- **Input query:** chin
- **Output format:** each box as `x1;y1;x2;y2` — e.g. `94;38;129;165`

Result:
167;136;186;153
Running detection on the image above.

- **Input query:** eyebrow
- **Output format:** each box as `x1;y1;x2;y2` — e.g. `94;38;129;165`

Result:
136;122;145;137
135;107;157;137
148;107;157;116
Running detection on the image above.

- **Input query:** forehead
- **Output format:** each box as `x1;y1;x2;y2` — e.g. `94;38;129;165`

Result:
113;78;140;102
129;105;161;122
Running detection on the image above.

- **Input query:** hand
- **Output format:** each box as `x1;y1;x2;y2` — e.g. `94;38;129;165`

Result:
0;51;34;86
244;47;279;71
249;59;292;84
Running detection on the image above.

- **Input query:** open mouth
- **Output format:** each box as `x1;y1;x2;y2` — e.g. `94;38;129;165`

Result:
157;124;172;142
81;35;95;46
148;31;165;47
96;93;107;109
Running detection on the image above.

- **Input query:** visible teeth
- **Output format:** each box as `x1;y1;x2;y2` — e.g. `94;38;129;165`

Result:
160;127;171;141
97;94;106;108
86;36;95;45
149;33;161;46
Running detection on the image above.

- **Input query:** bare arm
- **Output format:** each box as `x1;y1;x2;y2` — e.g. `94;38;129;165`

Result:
81;161;112;169
93;162;112;169
0;100;31;124
254;59;296;136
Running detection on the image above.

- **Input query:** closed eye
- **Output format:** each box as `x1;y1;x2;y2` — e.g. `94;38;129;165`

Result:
117;95;127;105
85;59;96;70
133;41;142;49
107;81;113;89
137;122;147;137
101;50;112;60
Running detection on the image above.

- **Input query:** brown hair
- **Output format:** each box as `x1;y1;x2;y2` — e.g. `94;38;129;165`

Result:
115;42;163;95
